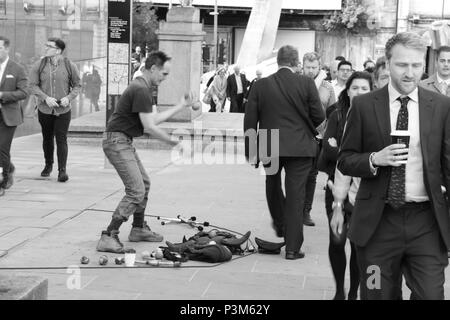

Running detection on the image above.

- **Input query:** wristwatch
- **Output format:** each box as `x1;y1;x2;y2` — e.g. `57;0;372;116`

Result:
369;152;378;168
332;202;343;210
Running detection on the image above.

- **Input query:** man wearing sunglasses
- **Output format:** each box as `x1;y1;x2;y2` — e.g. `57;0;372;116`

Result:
29;38;81;183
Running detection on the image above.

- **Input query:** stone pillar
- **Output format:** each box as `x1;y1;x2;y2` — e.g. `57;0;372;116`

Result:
156;6;205;122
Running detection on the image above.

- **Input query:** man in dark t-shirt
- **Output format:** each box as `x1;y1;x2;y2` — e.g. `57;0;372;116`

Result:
97;51;195;253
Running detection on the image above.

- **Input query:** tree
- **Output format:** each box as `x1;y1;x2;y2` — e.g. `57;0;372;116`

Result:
133;2;159;53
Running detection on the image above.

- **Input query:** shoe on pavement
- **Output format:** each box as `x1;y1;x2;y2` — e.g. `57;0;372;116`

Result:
128;221;163;242
41;164;53;177
271;222;284;238
303;211;315;227
58;170;69;182
96;230;125;253
285;251;305;260
4;168;14;190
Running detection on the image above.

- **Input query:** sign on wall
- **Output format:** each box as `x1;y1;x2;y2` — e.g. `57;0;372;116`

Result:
107;0;132;123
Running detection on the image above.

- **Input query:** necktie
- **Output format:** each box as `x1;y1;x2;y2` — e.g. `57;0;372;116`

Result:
386;96;410;209
440;82;448;96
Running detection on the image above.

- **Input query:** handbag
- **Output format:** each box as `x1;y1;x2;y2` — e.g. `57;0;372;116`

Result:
202;93;211;104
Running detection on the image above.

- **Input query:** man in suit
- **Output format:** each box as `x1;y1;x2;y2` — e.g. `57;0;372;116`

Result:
421;46;450;97
244;45;325;260
0;36;28;197
337;32;450;299
227;65;249;113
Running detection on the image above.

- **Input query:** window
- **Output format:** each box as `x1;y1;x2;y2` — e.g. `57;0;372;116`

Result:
86;0;100;15
57;0;75;16
0;0;5;15
23;0;45;16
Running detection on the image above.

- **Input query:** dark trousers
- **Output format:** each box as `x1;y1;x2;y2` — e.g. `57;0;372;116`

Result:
304;142;321;214
0;111;17;187
325;184;359;299
38;110;71;171
265;157;313;252
230;93;244;113
357;202;448;300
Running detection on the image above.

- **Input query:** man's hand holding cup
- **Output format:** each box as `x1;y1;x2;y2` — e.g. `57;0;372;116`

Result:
371;131;410;167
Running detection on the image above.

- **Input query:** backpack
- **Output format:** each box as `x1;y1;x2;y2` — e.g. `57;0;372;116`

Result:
37;57;74;90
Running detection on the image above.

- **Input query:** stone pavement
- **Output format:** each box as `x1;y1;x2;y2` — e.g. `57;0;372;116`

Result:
0;134;449;300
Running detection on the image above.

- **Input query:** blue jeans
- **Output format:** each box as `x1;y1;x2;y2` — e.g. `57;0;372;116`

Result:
103;132;150;221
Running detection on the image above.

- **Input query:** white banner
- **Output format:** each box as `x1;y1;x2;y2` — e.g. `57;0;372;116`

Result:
149;0;342;11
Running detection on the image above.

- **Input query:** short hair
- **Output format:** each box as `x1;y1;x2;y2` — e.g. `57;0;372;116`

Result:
144;51;171;70
363;59;375;69
338;60;352;71
0;36;10;48
48;37;66;52
335;56;346;62
437;46;450;59
303;52;321;64
277;45;299;68
385;32;427;61
374;56;387;80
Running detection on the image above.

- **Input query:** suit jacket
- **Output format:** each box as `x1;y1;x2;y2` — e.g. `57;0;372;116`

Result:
227;73;249;99
0;59;28;127
244;68;325;160
337;86;450;249
420;73;450;97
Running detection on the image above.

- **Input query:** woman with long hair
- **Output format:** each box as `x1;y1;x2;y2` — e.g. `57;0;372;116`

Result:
322;71;373;300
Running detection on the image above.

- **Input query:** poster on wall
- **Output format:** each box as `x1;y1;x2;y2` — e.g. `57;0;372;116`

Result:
107;0;132;123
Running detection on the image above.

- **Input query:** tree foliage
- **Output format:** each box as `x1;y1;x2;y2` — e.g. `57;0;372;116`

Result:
133;2;159;52
323;0;369;34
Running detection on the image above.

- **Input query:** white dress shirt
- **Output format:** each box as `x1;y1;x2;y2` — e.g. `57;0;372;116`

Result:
0;56;9;108
388;83;429;202
235;73;243;95
436;74;450;95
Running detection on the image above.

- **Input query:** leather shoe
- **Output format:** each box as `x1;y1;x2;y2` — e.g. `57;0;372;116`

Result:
271;222;284;238
285;251;305;260
303;211;315;227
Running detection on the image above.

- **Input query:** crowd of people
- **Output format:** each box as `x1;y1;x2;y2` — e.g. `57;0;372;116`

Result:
245;32;450;300
3;31;450;300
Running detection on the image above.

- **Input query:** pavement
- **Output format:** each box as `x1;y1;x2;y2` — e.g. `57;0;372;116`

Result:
1;133;449;300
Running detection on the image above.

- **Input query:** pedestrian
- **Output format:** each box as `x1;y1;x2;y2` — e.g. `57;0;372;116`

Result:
227;65;249;113
96;50;196;253
302;52;336;227
322;71;374;300
0;36;28;197
331;60;352;101
86;68;102;112
330;56;346;81
244;45;325;260
29;38;81;183
338;32;450;300
420;46;450;97
363;59;376;73
206;66;227;113
374;56;390;89
245;69;263;102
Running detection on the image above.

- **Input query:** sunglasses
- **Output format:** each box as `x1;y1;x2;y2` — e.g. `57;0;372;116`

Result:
45;44;59;50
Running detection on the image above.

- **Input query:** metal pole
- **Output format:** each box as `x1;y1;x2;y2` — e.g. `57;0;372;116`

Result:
443;0;445;19
213;0;218;69
169;0;173;10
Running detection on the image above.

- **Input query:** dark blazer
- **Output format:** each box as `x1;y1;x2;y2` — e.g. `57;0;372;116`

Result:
227;73;249;98
338;85;450;249
0;59;28;126
244;68;325;159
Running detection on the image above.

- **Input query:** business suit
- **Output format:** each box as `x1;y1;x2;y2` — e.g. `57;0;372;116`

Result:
338;85;450;299
0;58;28;189
244;68;325;254
227;73;249;113
420;73;450;96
